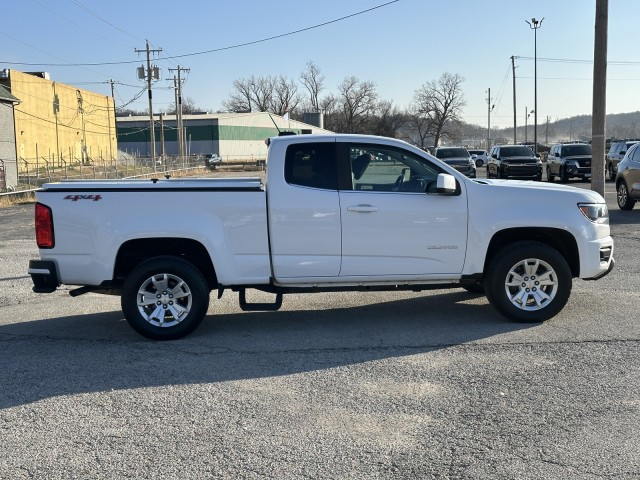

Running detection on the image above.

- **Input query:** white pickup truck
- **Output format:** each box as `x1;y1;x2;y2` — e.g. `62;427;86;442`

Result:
29;134;615;339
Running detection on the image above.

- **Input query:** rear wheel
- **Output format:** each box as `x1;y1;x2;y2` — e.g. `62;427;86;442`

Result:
485;242;572;323
121;256;210;340
617;181;636;210
546;166;554;182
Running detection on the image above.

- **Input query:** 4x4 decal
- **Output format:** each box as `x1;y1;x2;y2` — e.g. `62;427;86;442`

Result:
63;194;103;202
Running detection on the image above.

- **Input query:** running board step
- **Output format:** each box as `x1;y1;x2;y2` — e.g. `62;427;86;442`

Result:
238;289;283;311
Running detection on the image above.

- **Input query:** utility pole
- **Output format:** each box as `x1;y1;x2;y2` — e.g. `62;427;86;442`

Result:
511;56;517;144
108;79;118;162
172;77;182;161
169;65;190;161
486;88;494;149
77;90;87;164
526;17;544;155
545;116;551;144
592;0;608;196
135;40;162;168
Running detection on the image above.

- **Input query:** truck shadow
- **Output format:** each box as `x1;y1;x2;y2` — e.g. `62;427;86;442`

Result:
0;290;534;409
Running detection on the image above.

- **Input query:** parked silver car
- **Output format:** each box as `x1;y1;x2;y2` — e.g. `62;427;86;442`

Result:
615;142;640;210
607;140;639;181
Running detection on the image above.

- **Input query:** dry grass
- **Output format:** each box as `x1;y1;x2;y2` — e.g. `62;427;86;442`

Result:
0;192;36;208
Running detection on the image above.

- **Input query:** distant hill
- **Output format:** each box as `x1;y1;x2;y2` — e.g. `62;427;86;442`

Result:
484;111;640;146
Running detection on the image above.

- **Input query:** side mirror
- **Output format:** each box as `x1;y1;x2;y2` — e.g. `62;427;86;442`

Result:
436;173;457;195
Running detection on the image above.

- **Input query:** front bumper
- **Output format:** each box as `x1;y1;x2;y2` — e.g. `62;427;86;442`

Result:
501;163;542;179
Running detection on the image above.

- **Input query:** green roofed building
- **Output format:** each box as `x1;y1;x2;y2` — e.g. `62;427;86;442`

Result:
116;111;331;162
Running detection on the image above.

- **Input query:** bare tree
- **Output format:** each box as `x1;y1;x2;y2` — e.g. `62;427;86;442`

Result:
371;100;406;138
299;61;325;111
318;94;339;131
336;76;378;134
166;97;201;115
222;76;274;113
270;75;301;116
404;105;433;149
413;73;466;147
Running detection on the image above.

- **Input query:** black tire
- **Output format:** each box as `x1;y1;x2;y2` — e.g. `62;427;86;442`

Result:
617;180;636;210
560;167;569;183
546;166;554;182
485;241;572;323
486;167;491;178
475;159;483;168
608;163;616;181
121;256;210;340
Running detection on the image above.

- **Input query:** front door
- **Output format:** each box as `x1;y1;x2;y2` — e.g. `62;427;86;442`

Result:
339;143;468;278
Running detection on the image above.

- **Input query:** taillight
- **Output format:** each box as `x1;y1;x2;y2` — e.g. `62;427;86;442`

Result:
35;203;55;248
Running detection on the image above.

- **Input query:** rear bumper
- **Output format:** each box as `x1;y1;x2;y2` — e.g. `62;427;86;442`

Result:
28;259;59;293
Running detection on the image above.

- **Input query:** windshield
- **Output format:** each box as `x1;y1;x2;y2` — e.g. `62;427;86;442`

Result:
436;148;469;159
501;146;534;157
561;145;591;156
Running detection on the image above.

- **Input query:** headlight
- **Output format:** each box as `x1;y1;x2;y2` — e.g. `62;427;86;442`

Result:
578;203;608;224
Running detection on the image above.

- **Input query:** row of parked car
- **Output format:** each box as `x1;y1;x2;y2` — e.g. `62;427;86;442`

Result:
431;140;640;211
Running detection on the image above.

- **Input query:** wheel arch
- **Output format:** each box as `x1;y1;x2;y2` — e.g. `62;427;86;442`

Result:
114;237;217;289
484;227;579;278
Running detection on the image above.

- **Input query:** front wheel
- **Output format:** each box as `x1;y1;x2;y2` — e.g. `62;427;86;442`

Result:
560;167;569;183
485;242;572;323
617;181;636;210
121;256;210;340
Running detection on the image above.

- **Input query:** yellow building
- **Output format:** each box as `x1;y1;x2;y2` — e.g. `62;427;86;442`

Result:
0;69;117;167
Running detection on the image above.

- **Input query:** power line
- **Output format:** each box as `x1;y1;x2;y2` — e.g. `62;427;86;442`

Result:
67;0;144;43
519;56;640;66
31;0;133;49
1;1;399;67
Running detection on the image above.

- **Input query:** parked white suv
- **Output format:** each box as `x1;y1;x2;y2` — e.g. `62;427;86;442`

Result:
468;149;489;167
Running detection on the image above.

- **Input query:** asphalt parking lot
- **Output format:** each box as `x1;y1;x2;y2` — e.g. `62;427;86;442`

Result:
0;174;638;479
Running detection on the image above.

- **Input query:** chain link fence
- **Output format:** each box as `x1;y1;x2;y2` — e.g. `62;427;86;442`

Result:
1;152;266;195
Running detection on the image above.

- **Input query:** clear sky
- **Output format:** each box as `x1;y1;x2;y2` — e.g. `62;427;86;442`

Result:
2;0;639;130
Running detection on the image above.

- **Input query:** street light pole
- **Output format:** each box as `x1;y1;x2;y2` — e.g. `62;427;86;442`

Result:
525;107;534;143
526;17;544;155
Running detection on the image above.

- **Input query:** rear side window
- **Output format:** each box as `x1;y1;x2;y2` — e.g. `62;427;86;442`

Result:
284;142;337;190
